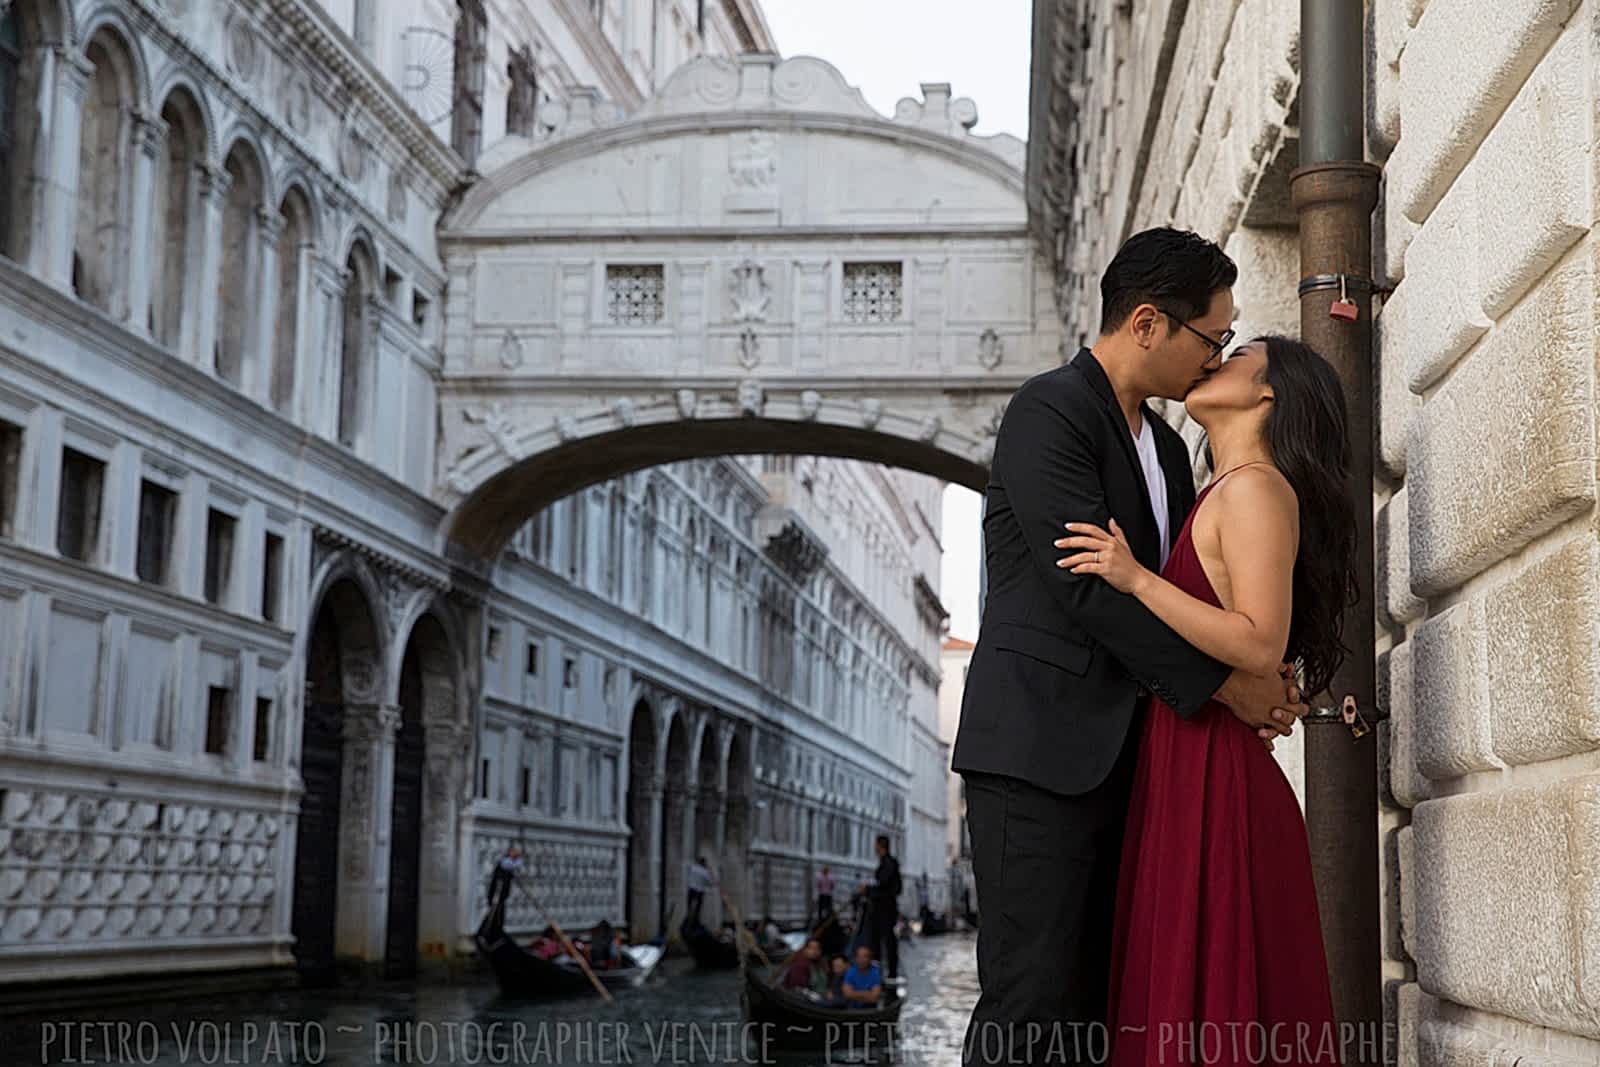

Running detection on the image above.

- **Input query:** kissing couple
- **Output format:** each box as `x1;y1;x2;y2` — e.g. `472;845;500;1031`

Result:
953;227;1356;1066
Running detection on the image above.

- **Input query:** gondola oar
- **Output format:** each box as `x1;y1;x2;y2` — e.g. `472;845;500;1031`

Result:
512;878;614;1004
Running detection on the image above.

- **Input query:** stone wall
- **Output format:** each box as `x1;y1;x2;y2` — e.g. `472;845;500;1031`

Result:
1374;0;1600;1059
1034;0;1600;1058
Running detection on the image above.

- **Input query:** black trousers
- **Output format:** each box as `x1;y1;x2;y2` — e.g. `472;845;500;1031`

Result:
868;902;899;978
960;710;1143;1067
686;889;704;926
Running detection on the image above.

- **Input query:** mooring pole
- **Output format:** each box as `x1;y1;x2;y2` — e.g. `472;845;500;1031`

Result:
1292;1;1383;1062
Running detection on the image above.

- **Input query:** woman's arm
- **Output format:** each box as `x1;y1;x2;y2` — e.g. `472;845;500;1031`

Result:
1056;469;1298;677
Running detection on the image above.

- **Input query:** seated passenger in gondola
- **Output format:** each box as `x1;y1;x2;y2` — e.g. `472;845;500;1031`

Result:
529;925;562;959
841;945;883;1009
589;920;618;969
780;939;830;996
824;955;851;1006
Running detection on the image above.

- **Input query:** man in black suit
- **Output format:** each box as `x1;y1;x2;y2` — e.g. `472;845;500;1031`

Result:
951;228;1306;1065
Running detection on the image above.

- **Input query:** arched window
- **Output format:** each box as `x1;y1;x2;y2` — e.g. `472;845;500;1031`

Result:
150;89;203;349
272;188;312;413
338;242;375;447
216;142;264;387
74;30;137;313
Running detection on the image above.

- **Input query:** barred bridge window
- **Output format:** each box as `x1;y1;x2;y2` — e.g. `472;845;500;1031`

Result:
605;265;665;325
842;261;903;323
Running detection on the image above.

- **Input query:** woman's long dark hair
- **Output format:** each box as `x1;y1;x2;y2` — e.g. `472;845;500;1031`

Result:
1204;337;1360;695
1257;336;1360;697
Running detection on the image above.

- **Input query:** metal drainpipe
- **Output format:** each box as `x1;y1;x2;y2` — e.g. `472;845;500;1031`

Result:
1291;1;1383;1063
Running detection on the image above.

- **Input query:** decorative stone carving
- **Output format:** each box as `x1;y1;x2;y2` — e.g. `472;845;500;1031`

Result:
555;415;578;441
799;390;821;421
738;327;760;369
341;652;382;705
282;74;313;134
225;12;263;84
978;327;1003;370
918;414;942;443
676;389;698;418
0;790;279;945
738;379;765;417
728;132;777;191
498;330;524;370
387;167;408;224
463;402;519;459
730;260;771;323
338;113;371;183
859;398;882;429
612;397;636;428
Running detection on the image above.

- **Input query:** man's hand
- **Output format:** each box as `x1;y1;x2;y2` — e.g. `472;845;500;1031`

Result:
1216;665;1306;739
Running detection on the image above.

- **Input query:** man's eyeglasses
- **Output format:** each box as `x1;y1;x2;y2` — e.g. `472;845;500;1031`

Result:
1163;311;1235;362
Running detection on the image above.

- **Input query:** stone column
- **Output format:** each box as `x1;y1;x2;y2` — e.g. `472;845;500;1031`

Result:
335;700;400;964
698;787;725;926
251;207;284;407
189;162;230;373
417;715;467;964
722;795;749;921
36;47;93;288
662;781;689;934
123;110;165;338
628;774;662;938
309;255;349;438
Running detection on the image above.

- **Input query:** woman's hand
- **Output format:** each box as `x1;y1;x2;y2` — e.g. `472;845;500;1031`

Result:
1054;518;1151;595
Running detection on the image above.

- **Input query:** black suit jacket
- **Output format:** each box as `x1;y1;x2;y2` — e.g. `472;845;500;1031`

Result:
951;349;1231;796
871;855;901;913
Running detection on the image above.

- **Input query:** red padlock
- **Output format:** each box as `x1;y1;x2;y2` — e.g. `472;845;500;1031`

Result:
1329;274;1359;321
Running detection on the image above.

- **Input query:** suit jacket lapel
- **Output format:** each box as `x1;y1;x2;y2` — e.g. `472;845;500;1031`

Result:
1069;349;1161;569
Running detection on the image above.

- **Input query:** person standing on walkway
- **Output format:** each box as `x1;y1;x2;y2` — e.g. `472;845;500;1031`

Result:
816;865;836;924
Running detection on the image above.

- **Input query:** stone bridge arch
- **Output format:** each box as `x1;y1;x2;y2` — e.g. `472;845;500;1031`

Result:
435;54;1061;556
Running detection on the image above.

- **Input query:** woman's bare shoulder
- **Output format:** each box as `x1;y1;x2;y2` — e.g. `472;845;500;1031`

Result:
1211;465;1299;536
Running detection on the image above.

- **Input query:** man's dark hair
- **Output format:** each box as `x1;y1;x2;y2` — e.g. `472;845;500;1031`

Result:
1099;227;1237;334
875;834;890;851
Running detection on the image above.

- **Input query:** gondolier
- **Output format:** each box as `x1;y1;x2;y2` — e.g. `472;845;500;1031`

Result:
686;856;716;928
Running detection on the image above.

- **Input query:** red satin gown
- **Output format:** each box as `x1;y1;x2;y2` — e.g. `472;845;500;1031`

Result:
1107;475;1341;1067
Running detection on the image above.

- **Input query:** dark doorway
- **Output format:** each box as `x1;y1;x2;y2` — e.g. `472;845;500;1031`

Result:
384;642;426;978
625;700;656;936
292;601;348;985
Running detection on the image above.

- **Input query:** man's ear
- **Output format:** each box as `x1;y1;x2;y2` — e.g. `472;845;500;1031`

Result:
1130;303;1161;348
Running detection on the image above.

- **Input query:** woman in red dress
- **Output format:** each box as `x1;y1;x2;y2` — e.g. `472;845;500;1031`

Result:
1055;336;1357;1067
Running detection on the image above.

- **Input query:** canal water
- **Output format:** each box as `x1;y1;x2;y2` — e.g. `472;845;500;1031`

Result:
11;932;980;1067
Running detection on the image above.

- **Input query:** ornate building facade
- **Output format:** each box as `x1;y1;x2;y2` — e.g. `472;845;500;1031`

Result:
1030;0;1600;1061
0;0;956;987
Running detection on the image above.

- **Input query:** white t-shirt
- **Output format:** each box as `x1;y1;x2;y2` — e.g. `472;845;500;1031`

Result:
1132;415;1170;570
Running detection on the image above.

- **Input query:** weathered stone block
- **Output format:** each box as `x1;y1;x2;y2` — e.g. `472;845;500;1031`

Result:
1394;981;1434;1067
1379;489;1426;626
1485;538;1600;765
1387;639;1432;807
1397;0;1580;222
1412;601;1498;779
1397;823;1418;962
1377;167;1419;289
1375;285;1418;479
1408;257;1595;595
1382;825;1406;961
1413;778;1600;1037
1402;175;1492;393
1474;22;1591;319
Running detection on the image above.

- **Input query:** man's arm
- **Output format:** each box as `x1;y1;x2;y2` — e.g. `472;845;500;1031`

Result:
995;386;1230;716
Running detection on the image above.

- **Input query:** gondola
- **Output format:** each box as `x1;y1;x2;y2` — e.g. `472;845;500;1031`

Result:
681;922;741;969
740;966;901;1051
475;915;663;997
916;911;953;936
